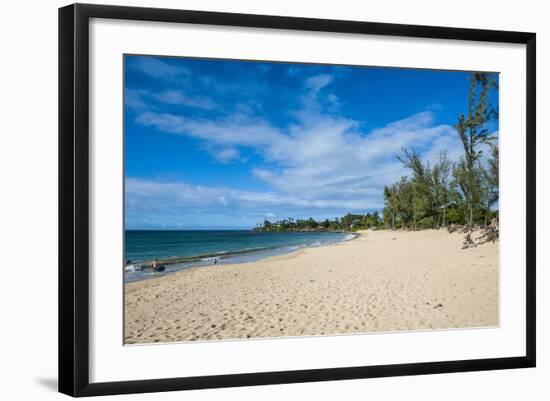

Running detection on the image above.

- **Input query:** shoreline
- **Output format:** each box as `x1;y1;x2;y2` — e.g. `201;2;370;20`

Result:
124;231;359;283
124;229;498;344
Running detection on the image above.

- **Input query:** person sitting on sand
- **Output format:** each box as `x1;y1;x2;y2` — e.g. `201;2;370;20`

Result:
151;258;158;273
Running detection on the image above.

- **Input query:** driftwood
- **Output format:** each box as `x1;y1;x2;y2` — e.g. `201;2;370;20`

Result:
447;224;458;233
462;218;499;249
476;218;499;244
462;232;477;249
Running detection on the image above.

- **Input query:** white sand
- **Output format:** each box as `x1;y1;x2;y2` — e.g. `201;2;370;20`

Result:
124;229;498;344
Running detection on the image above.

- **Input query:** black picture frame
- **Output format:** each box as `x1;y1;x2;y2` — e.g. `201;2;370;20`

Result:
59;3;536;397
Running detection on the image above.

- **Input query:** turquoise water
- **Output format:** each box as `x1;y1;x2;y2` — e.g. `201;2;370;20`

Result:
124;230;354;282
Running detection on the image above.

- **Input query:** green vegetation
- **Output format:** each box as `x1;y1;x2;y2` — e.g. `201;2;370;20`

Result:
254;212;382;232
255;72;499;235
382;72;499;231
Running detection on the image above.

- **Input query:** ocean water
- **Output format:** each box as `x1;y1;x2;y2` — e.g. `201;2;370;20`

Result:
124;230;355;282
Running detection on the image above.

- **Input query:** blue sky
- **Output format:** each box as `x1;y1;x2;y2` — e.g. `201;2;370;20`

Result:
124;55;498;229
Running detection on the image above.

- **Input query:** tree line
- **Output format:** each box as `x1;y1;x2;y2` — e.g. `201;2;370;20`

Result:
254;212;382;232
255;72;499;234
382;72;499;230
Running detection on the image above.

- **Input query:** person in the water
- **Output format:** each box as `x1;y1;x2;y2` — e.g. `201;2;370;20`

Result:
152;258;159;273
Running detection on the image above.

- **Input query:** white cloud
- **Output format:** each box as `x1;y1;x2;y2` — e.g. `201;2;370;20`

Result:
252;168;274;180
305;74;333;93
152;90;217;110
127;57;190;81
135;110;291;150
327;93;340;111
128;72;471;227
426;102;444;111
250;112;456;206
212;148;242;163
125;89;149;111
125;177;382;228
125;88;217;113
126;110;456;225
286;66;301;77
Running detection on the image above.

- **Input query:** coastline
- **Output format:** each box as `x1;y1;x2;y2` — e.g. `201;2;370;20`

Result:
124;229;498;344
124;231;358;282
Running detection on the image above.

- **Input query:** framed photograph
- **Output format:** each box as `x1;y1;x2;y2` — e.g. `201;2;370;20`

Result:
59;3;536;397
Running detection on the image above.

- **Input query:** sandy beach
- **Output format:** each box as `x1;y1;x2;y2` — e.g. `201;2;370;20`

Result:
124;229;498;344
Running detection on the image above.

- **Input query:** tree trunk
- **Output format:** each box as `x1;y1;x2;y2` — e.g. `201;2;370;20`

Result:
442;207;446;227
